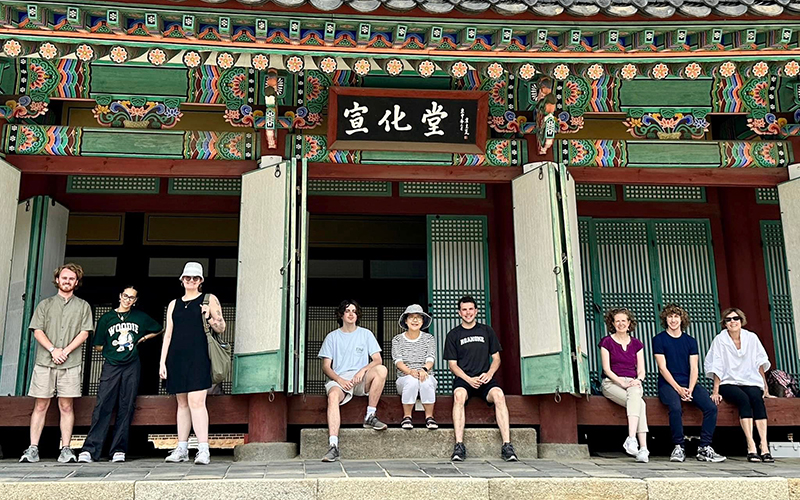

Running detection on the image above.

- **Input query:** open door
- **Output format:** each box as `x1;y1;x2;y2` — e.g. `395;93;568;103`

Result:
233;158;296;394
778;174;800;363
287;158;308;394
513;162;588;395
0;195;68;395
0;160;21;394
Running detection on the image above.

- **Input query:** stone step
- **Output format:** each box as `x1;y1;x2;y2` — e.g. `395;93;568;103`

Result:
299;427;537;460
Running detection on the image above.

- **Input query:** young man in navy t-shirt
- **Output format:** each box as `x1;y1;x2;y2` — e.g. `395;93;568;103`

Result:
653;304;725;463
443;295;517;462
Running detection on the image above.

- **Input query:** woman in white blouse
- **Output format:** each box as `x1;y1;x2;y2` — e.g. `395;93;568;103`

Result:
705;307;774;462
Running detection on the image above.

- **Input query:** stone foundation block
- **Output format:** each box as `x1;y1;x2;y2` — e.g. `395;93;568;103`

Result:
0;480;134;500
135;479;316;500
536;443;590;460
646;477;789;500
234;442;298;461
300;427;536;459
489;478;647;500
318;478;487;500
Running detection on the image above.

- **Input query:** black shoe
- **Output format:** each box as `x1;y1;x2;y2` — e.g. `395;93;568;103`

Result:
322;445;340;462
451;442;466;461
501;442;518;462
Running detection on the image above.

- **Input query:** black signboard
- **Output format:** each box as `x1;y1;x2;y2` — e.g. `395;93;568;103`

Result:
329;87;488;154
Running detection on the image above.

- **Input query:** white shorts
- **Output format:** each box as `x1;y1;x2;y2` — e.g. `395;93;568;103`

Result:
396;374;437;405
325;369;368;405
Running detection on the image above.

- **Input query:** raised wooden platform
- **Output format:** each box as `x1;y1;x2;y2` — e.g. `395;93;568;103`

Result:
1;394;798;432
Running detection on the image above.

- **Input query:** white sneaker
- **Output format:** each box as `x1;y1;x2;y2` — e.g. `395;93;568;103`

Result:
670;445;686;462
636;448;650;463
77;451;93;463
111;452;125;463
165;447;189;463
194;449;210;465
623;436;639;456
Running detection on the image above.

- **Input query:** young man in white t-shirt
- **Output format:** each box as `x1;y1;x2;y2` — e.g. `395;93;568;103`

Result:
318;300;388;462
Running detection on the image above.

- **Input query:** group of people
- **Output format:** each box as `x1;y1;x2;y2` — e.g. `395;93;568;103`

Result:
601;304;774;464
14;261;778;465
19;261;225;465
319;296;517;462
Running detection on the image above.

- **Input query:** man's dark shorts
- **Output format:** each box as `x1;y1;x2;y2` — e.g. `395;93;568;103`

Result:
453;378;501;406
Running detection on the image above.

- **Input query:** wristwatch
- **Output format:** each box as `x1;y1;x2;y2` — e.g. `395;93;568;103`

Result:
48;346;55;353
420;366;429;373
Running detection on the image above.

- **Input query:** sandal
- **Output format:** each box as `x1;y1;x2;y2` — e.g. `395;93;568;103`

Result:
401;416;413;429
425;416;438;430
761;452;774;463
747;452;761;463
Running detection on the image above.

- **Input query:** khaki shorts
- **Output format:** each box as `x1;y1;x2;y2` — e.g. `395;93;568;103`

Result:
27;364;82;399
325;369;369;405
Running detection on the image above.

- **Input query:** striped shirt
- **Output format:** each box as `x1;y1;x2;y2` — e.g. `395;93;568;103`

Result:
391;332;436;378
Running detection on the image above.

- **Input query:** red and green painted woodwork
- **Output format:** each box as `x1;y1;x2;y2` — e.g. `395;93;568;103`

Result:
2;3;799;58
288;134;526;167
0;124;258;160
558;139;793;169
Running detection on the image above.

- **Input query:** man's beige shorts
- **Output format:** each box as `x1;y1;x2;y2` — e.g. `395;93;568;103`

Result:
325;369;368;405
27;365;82;398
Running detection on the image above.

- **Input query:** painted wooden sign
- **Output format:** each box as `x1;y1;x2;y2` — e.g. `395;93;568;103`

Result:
329;87;488;154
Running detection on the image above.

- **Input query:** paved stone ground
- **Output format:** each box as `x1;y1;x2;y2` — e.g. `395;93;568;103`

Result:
2;455;800;482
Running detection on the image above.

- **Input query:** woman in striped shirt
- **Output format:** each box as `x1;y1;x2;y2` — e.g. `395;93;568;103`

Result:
392;304;438;430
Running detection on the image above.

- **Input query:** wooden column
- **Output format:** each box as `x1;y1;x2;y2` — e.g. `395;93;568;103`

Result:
537;395;579;444
246;393;288;443
717;188;777;362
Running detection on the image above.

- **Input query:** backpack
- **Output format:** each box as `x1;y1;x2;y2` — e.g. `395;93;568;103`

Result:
767;369;799;398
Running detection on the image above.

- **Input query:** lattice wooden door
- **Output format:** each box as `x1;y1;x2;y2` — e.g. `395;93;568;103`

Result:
579;218;720;396
761;220;799;378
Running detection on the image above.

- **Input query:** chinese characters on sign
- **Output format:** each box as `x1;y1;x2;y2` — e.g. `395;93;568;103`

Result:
330;88;487;154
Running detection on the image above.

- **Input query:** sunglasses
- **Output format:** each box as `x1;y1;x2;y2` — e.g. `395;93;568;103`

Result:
724;316;742;323
182;276;202;282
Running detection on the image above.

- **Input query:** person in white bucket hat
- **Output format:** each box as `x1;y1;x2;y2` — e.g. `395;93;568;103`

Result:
159;261;226;465
392;304;438;430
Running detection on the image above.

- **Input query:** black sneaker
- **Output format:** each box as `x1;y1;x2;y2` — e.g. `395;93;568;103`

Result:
451;442;466;461
501;442;518;462
322;445;340;462
696;445;726;463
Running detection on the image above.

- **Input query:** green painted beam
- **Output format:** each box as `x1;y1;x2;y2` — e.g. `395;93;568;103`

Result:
81;129;185;158
90;65;189;99
620;80;714;108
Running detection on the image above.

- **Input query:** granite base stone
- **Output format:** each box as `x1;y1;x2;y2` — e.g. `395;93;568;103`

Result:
234;442;298;461
489;478;648;500
646;477;790;500
537;443;590;460
135;479;316;500
299;428;537;459
0;480;135;500
318;477;488;500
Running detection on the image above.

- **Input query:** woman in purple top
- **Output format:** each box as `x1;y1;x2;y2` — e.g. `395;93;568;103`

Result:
600;308;649;463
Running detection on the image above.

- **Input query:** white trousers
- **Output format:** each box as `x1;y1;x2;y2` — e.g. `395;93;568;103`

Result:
396;374;437;405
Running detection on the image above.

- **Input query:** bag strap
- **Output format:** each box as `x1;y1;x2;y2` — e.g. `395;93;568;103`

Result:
202;294;212;337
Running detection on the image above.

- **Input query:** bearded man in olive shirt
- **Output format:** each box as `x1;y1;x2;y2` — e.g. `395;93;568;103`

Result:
19;264;94;463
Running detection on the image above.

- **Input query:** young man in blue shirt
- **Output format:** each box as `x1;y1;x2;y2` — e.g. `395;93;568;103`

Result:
653;304;725;462
318;300;389;462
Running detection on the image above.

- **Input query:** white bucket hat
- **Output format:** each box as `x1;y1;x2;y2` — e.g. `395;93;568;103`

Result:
179;261;205;281
398;304;432;331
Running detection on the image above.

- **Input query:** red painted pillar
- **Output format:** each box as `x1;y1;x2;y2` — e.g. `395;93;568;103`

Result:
537;395;579;444
246;393;288;443
717;188;777;363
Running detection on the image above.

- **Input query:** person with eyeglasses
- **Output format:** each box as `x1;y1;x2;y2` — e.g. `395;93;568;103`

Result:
78;285;162;463
705;308;775;463
653;304;726;463
598;308;649;463
159;262;226;465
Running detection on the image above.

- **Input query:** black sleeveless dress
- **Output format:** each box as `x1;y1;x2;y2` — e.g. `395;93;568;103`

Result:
165;295;212;394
